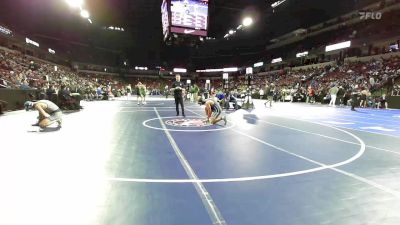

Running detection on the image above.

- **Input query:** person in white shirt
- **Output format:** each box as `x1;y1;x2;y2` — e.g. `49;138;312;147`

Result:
369;77;375;87
329;84;339;106
259;88;264;99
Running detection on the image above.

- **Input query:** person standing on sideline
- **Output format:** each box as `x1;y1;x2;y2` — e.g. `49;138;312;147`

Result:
259;88;264;100
264;83;274;107
171;74;185;117
329;84;339;106
136;82;146;105
140;83;147;105
126;84;132;100
351;85;360;111
359;88;368;108
135;82;141;104
164;85;169;99
0;99;7;115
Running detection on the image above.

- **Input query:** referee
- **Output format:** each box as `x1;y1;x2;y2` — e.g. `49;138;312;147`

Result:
351;85;360;111
171;74;185;117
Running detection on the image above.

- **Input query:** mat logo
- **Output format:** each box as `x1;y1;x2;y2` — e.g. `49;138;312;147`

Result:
165;118;210;127
359;11;382;20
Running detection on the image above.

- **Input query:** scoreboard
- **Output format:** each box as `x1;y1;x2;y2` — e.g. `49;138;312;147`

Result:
162;0;209;39
161;0;169;39
171;0;208;31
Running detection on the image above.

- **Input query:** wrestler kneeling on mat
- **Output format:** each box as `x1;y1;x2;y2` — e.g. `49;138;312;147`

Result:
24;100;63;129
204;98;227;125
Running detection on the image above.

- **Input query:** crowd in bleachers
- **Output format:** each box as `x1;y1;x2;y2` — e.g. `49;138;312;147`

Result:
1;45;400;113
0;48;130;109
246;56;400;108
178;56;400;109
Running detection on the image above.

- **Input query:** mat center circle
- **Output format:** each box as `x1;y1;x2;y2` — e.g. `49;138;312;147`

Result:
165;118;211;127
142;116;235;132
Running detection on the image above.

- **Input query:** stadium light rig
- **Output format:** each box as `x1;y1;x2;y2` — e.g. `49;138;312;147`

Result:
242;17;253;27
271;57;283;64
65;0;83;8
271;0;287;9
25;38;39;47
325;41;351;52
135;66;148;71
80;9;90;18
65;0;94;24
106;26;125;32
223;67;238;72
296;51;309;58
254;62;264;67
173;68;187;73
196;68;238;73
196;68;223;73
224;17;253;39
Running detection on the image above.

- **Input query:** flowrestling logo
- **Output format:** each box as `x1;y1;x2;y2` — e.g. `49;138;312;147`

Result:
165;118;210;127
359;11;382;20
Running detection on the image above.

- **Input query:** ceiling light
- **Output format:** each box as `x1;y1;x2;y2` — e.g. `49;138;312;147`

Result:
223;67;238;72
173;68;187;73
254;62;264;67
80;10;90;19
229;30;234;35
65;0;83;8
242;17;253;27
271;0;287;8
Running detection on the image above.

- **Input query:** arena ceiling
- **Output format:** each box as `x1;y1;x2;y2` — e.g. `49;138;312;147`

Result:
0;0;377;67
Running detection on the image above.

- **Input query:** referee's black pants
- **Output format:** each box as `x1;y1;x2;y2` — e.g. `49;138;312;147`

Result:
174;95;185;116
351;94;358;110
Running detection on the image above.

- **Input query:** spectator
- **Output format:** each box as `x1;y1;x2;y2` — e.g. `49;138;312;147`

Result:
329;84;339;106
0;100;7;115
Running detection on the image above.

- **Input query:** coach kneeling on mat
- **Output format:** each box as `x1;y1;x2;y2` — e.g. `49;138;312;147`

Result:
24;100;63;129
